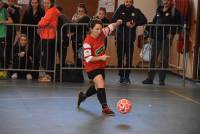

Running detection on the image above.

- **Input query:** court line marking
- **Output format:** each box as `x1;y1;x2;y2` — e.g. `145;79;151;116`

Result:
168;90;200;105
0;83;154;91
0;95;184;101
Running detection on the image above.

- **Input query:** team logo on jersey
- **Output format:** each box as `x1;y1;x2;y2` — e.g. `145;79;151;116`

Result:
132;13;135;16
122;12;125;15
84;49;91;57
96;46;105;55
165;13;169;16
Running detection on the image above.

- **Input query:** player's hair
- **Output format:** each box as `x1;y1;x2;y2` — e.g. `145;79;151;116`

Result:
89;18;103;29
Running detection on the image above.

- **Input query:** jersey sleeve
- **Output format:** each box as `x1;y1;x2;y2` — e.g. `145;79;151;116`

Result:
83;43;93;62
102;24;114;37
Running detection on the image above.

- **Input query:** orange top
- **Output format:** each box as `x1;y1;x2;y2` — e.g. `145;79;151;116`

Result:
38;6;60;39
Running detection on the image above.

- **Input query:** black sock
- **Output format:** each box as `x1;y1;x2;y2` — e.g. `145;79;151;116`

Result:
97;88;107;108
85;85;97;98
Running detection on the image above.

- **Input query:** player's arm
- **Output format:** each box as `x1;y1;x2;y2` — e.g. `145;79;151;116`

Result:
102;19;123;37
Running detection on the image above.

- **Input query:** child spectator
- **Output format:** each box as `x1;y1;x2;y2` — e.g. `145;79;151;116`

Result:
96;7;110;24
11;34;33;80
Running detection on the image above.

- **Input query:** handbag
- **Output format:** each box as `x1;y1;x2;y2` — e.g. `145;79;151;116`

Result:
140;43;152;62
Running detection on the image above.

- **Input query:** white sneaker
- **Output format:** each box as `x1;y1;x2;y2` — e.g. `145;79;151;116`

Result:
11;73;18;79
26;74;32;80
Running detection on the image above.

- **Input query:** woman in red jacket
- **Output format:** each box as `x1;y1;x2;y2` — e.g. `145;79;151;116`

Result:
38;0;60;82
77;18;122;116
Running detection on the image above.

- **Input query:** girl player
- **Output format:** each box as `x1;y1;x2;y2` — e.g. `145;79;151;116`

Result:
77;18;122;116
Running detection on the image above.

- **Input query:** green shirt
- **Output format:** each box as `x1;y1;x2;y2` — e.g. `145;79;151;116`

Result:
0;8;8;38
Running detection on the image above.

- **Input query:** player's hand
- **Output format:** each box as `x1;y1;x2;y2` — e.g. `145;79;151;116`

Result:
100;54;110;61
7;7;15;14
126;20;136;28
18;52;25;57
116;19;123;25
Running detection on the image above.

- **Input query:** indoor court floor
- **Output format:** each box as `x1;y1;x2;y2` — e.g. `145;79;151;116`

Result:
0;71;200;134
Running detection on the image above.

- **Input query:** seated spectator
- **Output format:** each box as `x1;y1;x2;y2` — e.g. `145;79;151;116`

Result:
11;34;33;80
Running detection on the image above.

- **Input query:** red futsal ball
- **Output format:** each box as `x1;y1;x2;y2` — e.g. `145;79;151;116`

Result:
117;99;132;114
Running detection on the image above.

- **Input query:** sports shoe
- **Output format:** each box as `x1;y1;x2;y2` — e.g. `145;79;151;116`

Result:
119;76;125;83
102;106;115;116
26;74;33;80
124;76;131;84
38;75;51;82
77;91;86;108
159;80;165;86
11;73;18;79
142;78;153;84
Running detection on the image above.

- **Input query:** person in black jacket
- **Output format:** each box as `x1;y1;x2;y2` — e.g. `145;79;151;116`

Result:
112;0;147;84
56;5;70;67
142;0;183;85
11;34;33;80
21;0;45;79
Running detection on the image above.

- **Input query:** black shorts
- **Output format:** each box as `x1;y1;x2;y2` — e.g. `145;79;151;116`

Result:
87;69;105;80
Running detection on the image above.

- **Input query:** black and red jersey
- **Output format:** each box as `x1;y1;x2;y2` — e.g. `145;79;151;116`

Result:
83;25;114;72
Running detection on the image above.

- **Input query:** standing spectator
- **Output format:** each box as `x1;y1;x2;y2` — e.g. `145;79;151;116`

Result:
38;0;60;82
4;0;20;68
70;3;90;82
11;34;33;80
142;0;183;85
56;5;70;67
96;7;110;24
112;0;147;84
21;0;45;79
71;3;90;68
0;0;13;70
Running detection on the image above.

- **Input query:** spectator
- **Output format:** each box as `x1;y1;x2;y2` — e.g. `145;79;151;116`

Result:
112;0;147;84
0;0;13;70
142;0;183;85
11;34;33;80
21;0;45;79
71;3;90;68
96;7;110;24
4;0;20;68
96;7;110;49
38;0;60;82
56;5;70;67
